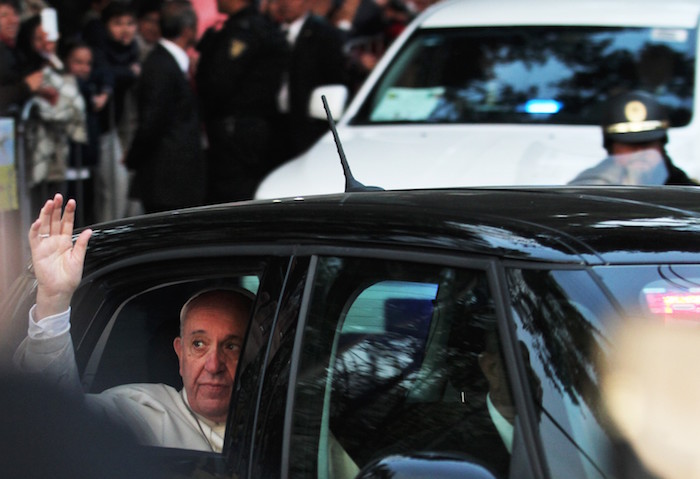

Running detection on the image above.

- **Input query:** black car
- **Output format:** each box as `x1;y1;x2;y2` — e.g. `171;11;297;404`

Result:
2;186;700;479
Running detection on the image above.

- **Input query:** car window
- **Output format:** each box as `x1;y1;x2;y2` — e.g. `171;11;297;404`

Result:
84;275;259;394
353;26;695;126
65;257;266;463
291;257;517;479
593;264;700;323
507;267;623;479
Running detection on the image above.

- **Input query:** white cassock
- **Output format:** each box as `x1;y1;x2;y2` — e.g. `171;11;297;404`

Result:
13;307;225;452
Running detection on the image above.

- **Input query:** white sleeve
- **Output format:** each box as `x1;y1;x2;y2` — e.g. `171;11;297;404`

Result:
27;305;71;339
13;305;82;394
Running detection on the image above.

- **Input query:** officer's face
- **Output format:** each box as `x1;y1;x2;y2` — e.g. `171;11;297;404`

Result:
611;140;663;158
278;0;308;22
611;140;664;173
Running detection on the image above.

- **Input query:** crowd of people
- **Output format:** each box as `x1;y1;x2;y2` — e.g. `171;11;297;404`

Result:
0;0;434;225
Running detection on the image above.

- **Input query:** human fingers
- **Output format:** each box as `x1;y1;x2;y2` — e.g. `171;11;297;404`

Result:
60;198;77;236
28;217;43;244
36;197;56;237
24;70;43;92
49;193;64;235
71;229;93;263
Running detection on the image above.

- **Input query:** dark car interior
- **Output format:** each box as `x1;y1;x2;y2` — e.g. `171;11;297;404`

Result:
290;258;514;478
81;272;260;395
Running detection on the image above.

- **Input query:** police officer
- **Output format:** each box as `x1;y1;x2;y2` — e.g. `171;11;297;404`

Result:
570;90;697;186
196;0;289;203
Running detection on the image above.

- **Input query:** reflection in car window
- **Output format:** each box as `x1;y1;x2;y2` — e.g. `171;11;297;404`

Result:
509;265;700;478
593;265;700;323
507;268;620;479
291;258;516;479
353;27;695;126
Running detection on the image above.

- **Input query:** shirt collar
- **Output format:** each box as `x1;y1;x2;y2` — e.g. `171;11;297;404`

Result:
159;38;189;74
486;393;514;454
285;14;308;45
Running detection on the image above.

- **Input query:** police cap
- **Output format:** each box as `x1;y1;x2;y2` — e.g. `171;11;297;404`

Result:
602;90;669;145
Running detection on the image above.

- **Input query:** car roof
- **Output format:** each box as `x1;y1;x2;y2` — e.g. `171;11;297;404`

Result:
78;187;700;272
420;0;700;28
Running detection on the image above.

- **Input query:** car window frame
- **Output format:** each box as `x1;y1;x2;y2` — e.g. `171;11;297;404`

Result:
54;250;294;477
262;248;547;479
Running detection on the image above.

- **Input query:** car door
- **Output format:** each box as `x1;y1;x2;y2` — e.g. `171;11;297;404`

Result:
248;251;542;479
0;250;296;478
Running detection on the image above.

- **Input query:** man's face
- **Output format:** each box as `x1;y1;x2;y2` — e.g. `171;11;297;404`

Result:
611;139;664;158
0;4;19;45
138;12;160;45
174;303;248;423
277;0;307;23
107;14;137;45
611;140;664;173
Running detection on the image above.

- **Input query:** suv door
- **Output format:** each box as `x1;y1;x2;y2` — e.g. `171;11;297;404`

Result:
1;253;296;478
253;253;539;479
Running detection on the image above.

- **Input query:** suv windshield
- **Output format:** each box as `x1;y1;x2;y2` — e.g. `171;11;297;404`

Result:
352;26;696;126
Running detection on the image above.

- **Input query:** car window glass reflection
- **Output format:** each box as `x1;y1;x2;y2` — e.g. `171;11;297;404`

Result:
292;258;516;478
507;268;617;478
356;26;694;126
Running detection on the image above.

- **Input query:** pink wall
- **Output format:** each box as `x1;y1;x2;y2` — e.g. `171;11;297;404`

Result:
191;0;227;38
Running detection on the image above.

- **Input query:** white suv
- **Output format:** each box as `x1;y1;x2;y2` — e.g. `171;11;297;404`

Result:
256;0;700;199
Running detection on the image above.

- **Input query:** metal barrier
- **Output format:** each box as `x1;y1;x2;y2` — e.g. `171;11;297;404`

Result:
12;95;91;267
15;98;37;266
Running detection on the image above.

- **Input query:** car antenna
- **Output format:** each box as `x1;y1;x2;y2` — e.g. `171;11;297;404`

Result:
322;95;383;192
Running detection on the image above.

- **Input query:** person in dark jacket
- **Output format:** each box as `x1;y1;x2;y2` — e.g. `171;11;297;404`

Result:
271;0;349;164
570;90;697;186
0;0;43;115
87;1;140;221
195;0;288;203
63;40;108;225
125;0;205;213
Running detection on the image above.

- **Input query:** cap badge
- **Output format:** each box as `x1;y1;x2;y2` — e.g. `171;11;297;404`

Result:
624;100;647;123
230;39;247;58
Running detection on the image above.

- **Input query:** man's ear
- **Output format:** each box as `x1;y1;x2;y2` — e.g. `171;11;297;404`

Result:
478;351;498;382
173;337;183;375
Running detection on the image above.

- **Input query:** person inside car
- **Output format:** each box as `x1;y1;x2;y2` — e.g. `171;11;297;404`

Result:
13;194;253;452
569;90;697;186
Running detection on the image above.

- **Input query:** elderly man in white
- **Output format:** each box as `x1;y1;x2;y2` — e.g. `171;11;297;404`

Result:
13;193;252;452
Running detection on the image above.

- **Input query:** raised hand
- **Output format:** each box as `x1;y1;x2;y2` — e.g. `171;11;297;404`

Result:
28;194;93;321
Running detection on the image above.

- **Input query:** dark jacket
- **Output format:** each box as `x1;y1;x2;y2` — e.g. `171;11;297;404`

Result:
94;37;140;131
195;6;289;202
283;14;349;159
196;6;288;121
0;40;32;115
125;44;205;211
664;153;698;185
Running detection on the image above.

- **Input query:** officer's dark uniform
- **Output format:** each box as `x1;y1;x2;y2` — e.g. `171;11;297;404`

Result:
196;5;289;203
600;90;696;186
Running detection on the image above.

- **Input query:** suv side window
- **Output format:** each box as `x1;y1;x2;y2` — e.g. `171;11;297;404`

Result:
291;257;516;478
84;275;260;393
